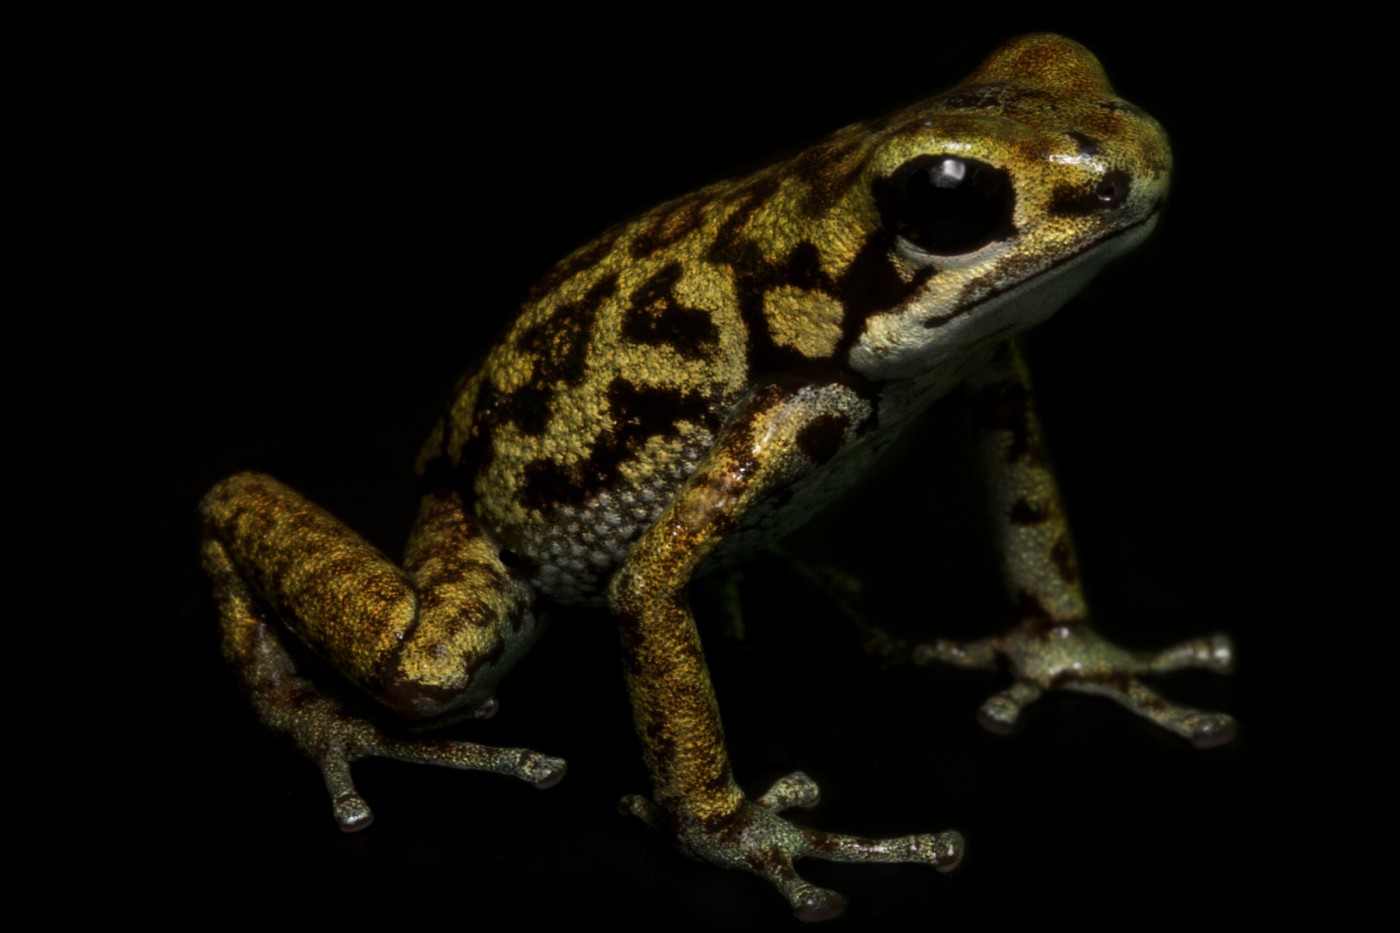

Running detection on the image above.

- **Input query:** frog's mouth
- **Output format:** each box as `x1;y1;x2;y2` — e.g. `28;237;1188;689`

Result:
850;198;1163;382
924;207;1162;332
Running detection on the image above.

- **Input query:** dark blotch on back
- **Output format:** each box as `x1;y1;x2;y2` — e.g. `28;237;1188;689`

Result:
622;262;719;359
526;227;624;304
709;175;783;267
790;138;869;214
709;175;823;373
630;193;707;257
521;379;717;512
516;274;617;387
705;173;895;391
490;384;551;437
606;379;716;455
782;241;834;292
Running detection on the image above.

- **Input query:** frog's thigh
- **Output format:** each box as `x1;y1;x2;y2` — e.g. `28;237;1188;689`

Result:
202;472;539;718
201;472;561;830
915;341;1236;747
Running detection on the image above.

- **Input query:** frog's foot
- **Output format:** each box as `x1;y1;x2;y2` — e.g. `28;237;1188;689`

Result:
620;772;963;922
257;680;565;831
914;621;1235;748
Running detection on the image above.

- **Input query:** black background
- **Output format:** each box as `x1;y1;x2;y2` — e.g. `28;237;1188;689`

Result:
118;13;1293;928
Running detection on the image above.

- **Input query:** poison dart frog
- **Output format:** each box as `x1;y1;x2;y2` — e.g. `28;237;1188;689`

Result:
201;33;1233;921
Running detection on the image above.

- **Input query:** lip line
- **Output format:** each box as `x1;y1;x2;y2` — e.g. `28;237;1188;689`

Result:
919;208;1160;329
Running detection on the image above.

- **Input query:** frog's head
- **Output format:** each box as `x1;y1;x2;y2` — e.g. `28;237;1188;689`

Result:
815;34;1171;381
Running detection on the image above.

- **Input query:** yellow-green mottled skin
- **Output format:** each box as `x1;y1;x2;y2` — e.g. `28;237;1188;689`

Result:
200;35;1233;921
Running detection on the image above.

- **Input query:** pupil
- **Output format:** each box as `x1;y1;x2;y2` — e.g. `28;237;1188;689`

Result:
878;155;1016;256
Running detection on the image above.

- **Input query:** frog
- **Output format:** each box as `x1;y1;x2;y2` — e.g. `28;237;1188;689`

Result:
200;33;1234;921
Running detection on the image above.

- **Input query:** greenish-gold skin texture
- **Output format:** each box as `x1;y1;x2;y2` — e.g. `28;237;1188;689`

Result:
200;35;1233;922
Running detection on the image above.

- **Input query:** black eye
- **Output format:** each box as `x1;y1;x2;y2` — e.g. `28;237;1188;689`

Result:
876;155;1016;256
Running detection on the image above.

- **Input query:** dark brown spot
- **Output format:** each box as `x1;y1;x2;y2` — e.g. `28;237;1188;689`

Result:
629;193;707;257
621;262;719;359
448;382;507;479
1050;536;1078;584
274;683;320;712
495;385;554;436
612;577;648;639
1013;590;1056;634
642;713;672;749
421;558;504;594
466;602;502;631
379;660;497;721
789;137;869;213
696;175;883;402
1009;497;1050;525
695;769;735;803
797;414;848;464
520;380;718;513
836;233;935;327
781;241;834;292
516;275;615;388
526;227;623;303
475;277;618;462
970;380;1031;463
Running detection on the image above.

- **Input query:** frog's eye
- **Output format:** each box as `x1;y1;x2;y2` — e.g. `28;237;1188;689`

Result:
878;156;1016;256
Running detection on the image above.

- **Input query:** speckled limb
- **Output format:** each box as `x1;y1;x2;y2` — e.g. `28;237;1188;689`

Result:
622;772;963;922
200;473;565;829
914;340;1236;748
610;385;961;920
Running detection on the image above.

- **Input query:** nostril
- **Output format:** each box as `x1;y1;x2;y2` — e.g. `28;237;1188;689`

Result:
1095;170;1131;207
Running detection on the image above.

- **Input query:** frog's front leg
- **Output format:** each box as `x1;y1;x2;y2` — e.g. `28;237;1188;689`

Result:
200;473;566;830
609;383;963;922
916;342;1236;748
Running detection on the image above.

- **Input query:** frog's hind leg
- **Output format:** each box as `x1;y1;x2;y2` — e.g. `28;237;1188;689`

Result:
914;341;1236;749
201;472;565;830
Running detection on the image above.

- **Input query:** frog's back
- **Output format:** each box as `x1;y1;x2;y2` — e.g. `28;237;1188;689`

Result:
417;33;1172;605
417;179;769;602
